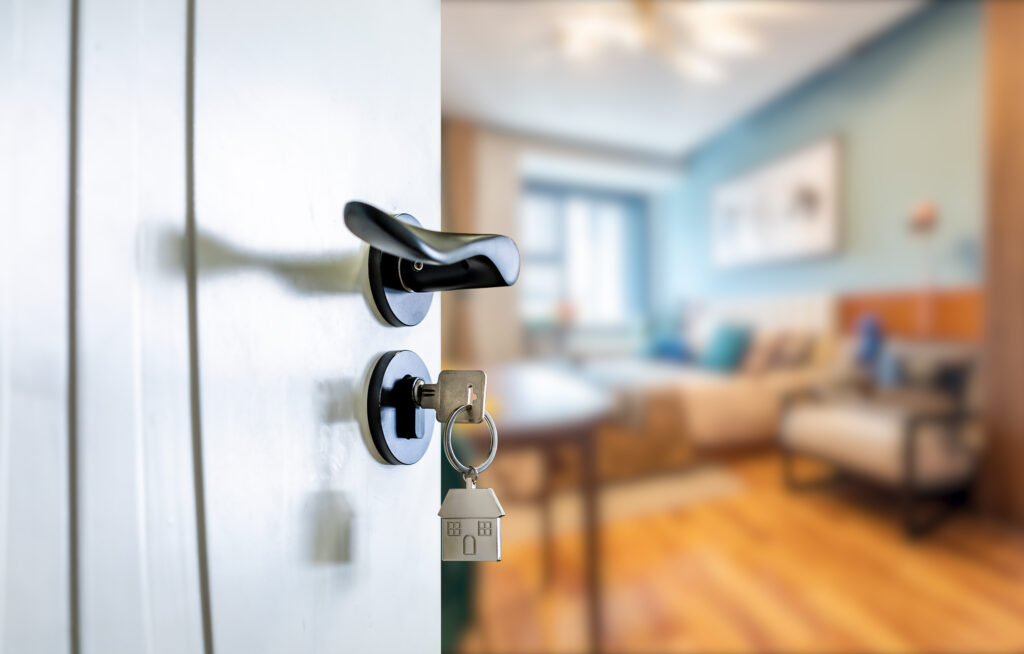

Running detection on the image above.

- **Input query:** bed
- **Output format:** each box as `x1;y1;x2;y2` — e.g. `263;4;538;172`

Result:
580;294;839;479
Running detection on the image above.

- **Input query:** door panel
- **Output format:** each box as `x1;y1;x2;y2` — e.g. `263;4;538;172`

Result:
77;0;204;652
1;1;439;650
0;1;72;651
194;1;440;652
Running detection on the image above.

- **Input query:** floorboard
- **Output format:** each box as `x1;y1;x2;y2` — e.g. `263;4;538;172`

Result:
462;455;1024;653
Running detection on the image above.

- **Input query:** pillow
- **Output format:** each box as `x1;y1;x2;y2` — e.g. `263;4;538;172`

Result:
930;361;974;401
854;314;884;368
742;332;783;374
698;324;752;372
771;332;815;369
648;334;691;363
878;342;976;401
874;348;905;389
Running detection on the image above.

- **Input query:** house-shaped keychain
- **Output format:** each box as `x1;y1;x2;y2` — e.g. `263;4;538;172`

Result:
438;486;505;562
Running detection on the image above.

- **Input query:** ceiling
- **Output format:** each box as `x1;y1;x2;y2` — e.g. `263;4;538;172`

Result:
442;1;924;158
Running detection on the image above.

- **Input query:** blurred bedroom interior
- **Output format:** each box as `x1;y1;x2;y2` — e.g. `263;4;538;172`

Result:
439;1;1024;653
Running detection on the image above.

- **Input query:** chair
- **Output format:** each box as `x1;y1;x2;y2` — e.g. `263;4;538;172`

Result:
780;343;982;537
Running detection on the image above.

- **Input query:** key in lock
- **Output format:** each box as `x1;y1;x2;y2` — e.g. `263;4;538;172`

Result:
415;370;486;424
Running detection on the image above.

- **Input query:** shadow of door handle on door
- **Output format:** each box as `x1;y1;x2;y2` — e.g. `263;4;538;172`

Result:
344;200;520;326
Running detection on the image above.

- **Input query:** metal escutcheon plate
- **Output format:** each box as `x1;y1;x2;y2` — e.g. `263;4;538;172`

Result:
366;350;434;465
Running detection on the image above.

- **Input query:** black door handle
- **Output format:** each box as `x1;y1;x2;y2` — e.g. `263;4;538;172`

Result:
344;201;520;326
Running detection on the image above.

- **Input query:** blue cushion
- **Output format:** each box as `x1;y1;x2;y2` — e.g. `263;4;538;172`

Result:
855;314;884;368
699;324;752;372
874;349;904;388
648;334;691;362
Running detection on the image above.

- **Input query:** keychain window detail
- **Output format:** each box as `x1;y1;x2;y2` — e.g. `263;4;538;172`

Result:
439;485;504;562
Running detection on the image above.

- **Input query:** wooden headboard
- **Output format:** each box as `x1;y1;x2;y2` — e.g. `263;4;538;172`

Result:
837;287;984;343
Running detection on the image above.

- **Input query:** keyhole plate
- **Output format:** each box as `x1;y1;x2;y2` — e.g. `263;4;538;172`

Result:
366;350;435;465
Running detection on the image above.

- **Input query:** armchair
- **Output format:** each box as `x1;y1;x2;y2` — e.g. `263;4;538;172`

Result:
780;371;982;537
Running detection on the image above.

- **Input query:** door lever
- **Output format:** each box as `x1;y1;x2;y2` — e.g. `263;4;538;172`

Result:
344;201;520;326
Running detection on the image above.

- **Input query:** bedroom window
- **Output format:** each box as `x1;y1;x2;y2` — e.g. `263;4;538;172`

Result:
519;184;648;330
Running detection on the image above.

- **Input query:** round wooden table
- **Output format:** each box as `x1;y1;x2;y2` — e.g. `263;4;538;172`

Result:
489;364;614;653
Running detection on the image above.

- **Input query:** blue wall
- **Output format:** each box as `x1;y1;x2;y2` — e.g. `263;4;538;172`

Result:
651;1;983;314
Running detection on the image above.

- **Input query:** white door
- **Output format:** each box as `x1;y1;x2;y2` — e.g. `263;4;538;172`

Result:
193;1;441;652
1;1;441;652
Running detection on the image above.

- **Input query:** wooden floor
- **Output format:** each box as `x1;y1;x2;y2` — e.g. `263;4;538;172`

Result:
461;455;1024;654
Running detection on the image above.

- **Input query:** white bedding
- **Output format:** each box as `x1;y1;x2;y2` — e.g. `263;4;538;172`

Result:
581;358;828;448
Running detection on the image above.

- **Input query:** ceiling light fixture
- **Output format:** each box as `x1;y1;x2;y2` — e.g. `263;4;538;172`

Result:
694;22;760;57
558;15;644;62
554;2;740;84
672;52;725;83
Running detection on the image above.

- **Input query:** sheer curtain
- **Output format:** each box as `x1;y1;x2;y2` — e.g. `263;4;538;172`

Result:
520;186;646;330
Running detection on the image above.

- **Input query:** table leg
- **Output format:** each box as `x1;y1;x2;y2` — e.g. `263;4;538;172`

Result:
541;450;553;585
580;435;602;653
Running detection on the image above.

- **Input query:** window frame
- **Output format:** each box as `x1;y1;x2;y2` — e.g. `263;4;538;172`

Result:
518;180;651;333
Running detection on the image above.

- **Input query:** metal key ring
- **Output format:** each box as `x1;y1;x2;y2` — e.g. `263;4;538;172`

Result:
443;405;498;476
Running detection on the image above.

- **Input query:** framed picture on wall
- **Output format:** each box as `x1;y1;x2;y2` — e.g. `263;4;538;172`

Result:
711;138;840;269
